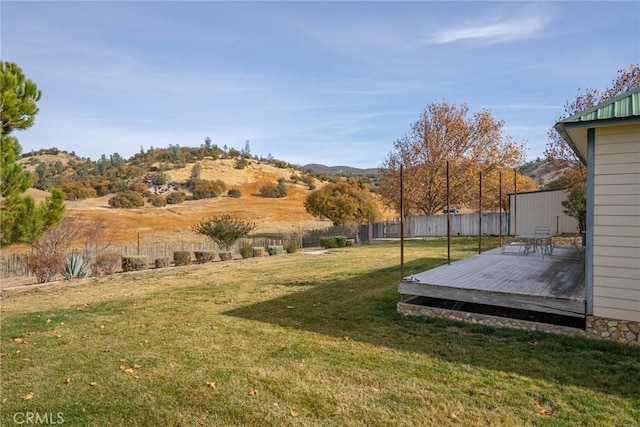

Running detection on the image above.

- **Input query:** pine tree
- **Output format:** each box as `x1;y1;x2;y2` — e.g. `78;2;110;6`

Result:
1;61;65;246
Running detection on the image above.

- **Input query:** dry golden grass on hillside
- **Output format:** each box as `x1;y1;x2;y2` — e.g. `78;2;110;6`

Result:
16;159;394;247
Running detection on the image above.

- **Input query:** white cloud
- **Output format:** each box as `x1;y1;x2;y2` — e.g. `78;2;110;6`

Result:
429;14;551;45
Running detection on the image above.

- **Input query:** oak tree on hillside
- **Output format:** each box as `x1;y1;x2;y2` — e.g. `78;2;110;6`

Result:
304;180;381;244
545;63;640;188
378;101;528;215
1;61;65;246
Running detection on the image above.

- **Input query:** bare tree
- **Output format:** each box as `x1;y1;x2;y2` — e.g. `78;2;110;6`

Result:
545;63;640;187
30;215;85;255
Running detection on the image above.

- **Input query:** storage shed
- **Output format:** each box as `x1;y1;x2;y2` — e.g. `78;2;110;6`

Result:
555;87;640;343
508;189;579;236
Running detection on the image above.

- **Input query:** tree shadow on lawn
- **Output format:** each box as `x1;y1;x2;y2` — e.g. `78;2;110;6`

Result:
224;257;640;400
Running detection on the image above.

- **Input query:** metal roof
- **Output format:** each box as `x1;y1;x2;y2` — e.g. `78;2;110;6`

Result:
554;86;640;163
559;86;640;124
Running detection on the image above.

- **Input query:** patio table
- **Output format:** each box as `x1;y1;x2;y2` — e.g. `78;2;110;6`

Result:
517;233;553;258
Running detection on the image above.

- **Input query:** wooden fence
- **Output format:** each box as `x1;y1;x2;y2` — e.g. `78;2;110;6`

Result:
374;212;508;238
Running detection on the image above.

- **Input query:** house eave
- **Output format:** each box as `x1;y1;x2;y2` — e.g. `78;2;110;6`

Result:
554;116;640;165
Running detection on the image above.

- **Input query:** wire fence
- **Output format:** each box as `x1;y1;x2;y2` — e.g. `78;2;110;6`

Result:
1;215;496;279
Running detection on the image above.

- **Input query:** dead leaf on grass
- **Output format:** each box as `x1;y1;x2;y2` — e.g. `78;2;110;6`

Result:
290;410;299;417
13;337;24;343
249;389;258;396
206;382;217;389
88;382;98;387
63;378;71;384
22;392;34;400
535;401;553;416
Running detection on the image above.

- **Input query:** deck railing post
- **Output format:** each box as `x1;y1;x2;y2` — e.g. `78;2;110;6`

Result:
400;164;405;282
478;171;482;254
446;160;451;265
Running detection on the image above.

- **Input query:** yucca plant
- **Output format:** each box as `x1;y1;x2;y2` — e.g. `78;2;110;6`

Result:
63;253;89;279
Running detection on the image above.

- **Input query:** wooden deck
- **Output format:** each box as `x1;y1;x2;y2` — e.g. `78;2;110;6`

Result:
399;247;585;318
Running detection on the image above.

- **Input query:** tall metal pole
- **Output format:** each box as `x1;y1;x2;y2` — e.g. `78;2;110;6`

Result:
478;171;482;254
513;168;517;236
400;164;405;281
499;171;503;247
446;160;451;265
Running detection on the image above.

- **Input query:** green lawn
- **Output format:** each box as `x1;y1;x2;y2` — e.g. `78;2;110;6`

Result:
1;238;639;426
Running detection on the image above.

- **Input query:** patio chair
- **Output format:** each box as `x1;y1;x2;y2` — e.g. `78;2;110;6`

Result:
533;226;552;258
551;227;583;260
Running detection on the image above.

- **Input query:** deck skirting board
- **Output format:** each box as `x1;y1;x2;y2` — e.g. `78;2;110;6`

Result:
399;281;585;318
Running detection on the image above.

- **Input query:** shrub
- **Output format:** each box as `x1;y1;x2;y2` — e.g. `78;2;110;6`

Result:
63;253;89;279
277;178;287;197
93;252;120;276
194;251;216;263
155;257;170;268
227;188;242;198
121;256;148;272
28;253;65;283
219;252;234;261
166;191;186;205
260;178;287;198
320;237;338;249
61;181;97;200
151;172;167;185
259;185;281;198
252;247;265;257
240;247;254;259
285;242;298;254
147;194;167;207
109;191;145;208
173;251;191;266
129;182;149;194
192;179;226;200
268;245;284;256
335;236;347;247
235;158;248;169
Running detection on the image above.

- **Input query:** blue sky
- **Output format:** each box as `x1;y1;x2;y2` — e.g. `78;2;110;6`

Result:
2;1;638;168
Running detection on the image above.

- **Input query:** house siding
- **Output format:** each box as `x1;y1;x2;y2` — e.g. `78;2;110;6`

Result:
593;124;640;322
